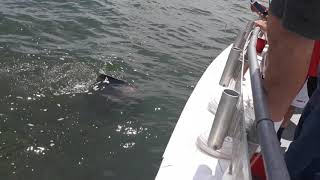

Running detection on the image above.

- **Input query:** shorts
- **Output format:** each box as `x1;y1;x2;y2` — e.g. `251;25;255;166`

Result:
308;76;318;98
291;81;309;109
270;0;320;40
285;89;320;180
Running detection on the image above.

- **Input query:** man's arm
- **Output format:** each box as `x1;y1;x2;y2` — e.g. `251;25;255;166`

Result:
264;14;314;122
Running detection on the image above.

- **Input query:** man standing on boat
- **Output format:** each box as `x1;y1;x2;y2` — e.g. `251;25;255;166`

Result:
265;0;320;179
277;41;320;141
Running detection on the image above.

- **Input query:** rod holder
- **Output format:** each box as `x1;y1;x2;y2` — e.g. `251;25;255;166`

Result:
219;21;254;87
233;30;246;50
219;48;242;87
207;89;240;150
234;21;255;49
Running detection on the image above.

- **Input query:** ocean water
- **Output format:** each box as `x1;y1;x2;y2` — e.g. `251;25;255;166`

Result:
0;0;254;179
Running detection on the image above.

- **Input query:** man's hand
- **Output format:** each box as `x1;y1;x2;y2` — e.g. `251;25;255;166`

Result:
255;20;267;33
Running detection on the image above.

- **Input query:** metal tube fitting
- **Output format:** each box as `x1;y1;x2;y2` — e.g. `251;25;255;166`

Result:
233;21;254;50
233;31;246;50
219;21;254;87
207;89;240;150
219;48;242;87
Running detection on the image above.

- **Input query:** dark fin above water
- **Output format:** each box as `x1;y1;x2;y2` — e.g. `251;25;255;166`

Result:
96;74;127;85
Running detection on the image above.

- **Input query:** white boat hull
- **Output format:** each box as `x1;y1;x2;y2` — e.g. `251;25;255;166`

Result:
156;42;303;179
156;44;253;179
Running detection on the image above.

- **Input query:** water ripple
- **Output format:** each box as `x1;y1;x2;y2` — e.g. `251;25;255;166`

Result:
0;0;255;179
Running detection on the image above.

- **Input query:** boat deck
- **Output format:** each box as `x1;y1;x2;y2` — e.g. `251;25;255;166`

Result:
155;44;303;179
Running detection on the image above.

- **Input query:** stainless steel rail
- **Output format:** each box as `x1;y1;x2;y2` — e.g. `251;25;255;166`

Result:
247;27;290;180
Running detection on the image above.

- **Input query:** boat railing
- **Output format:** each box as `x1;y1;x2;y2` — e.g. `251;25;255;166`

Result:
208;21;290;180
247;26;290;180
205;21;254;180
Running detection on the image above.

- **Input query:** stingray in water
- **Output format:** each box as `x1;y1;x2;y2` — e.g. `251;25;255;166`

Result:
90;74;136;99
0;74;139;160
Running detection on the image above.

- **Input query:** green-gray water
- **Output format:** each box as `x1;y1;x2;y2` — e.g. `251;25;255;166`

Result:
0;0;254;179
